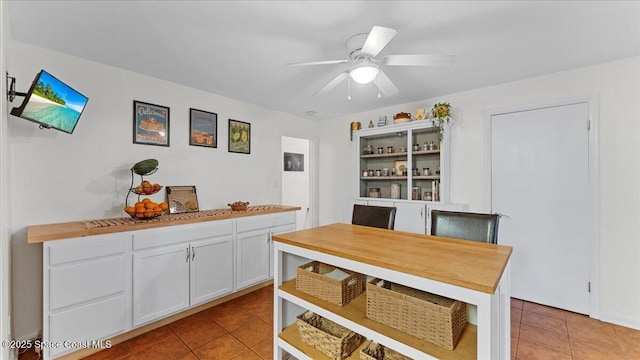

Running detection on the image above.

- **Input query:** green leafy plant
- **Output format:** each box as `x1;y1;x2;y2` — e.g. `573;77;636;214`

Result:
431;102;451;143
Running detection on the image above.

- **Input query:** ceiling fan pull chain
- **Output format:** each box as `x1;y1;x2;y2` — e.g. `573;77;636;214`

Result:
347;76;351;100
377;70;382;98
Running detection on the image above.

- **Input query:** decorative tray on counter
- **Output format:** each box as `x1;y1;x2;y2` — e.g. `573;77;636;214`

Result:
86;205;285;229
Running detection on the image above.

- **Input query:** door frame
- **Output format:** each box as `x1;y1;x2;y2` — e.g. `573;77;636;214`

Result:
483;95;600;318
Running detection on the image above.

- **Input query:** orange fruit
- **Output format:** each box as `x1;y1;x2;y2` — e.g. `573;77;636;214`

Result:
135;203;146;210
159;202;169;211
142;198;151;203
145;202;157;209
145;209;155;218
124;206;136;215
136;211;146;219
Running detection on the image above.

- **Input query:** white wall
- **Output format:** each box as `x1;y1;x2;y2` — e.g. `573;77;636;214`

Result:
7;41;318;340
1;0;15;358
318;57;640;329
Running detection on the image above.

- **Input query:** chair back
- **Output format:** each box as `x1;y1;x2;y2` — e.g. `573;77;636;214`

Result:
431;210;500;244
352;204;397;230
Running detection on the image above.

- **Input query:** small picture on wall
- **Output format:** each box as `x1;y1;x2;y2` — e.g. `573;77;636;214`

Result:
228;119;250;154
189;108;217;148
133;100;170;147
284;152;304;171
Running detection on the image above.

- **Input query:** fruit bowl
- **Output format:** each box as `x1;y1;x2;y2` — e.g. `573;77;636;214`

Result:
228;201;249;211
130;185;163;195
124;200;169;219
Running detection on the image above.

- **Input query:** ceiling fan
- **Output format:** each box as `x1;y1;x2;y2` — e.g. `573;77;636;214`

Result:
288;26;455;98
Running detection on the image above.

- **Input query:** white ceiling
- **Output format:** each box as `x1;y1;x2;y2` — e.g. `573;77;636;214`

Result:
6;1;640;120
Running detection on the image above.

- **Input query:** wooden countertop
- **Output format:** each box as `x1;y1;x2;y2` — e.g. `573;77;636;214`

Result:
28;205;300;243
272;223;512;294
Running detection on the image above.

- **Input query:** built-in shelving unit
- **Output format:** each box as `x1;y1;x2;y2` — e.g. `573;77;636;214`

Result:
354;120;450;203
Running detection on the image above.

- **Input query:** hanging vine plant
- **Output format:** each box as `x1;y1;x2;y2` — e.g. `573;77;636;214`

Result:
431;102;451;143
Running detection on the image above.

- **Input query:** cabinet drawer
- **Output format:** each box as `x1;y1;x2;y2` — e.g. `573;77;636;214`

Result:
49;255;127;311
236;212;295;233
133;220;233;250
48;233;130;266
48;295;128;358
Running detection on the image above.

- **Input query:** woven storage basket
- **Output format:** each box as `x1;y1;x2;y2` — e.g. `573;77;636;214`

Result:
360;341;411;360
296;261;366;306
296;311;364;360
366;279;467;350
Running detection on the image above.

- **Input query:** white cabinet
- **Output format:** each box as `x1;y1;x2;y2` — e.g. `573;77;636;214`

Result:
236;212;296;290
355;120;451;203
236;229;271;290
132;220;233;326
40;209;297;359
394;202;427;234
43;233;132;359
354;121;464;234
133;243;190;326
190;237;233;306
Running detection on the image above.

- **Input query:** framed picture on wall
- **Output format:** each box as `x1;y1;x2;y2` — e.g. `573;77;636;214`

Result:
284;152;304;171
189;108;217;148
133;100;170;147
228;119;251;154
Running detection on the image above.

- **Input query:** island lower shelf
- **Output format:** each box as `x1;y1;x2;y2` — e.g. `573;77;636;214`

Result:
278;280;477;360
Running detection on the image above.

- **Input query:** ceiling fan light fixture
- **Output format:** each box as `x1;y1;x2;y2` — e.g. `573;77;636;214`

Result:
349;65;379;84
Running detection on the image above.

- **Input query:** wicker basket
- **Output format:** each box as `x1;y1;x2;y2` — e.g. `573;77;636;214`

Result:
360;341;411;360
296;311;364;360
296;261;366;306
366;279;467;350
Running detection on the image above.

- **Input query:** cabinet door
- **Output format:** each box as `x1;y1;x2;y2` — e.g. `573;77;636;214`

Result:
236;229;270;290
133;244;190;326
269;224;296;278
190;236;233;306
394;202;427;234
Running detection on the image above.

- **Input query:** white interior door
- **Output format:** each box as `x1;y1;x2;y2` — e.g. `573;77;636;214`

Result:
491;102;591;314
282;136;312;229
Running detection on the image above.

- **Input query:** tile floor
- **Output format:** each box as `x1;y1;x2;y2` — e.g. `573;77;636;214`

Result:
18;287;640;360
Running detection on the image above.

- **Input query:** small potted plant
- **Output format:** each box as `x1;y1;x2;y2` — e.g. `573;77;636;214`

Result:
431;102;451;143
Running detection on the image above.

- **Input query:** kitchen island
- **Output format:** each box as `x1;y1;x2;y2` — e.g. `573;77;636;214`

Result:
272;223;512;360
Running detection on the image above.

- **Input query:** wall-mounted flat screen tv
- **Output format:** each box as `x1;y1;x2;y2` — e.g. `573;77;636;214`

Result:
10;70;88;134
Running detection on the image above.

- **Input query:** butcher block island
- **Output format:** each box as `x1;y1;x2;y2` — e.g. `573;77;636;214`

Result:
272;223;512;360
29;205;299;360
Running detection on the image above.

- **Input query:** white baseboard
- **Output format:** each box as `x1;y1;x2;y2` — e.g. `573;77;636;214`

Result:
600;313;640;330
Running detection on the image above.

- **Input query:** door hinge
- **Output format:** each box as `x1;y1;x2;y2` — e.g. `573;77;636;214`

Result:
587;120;591;131
588;281;591;293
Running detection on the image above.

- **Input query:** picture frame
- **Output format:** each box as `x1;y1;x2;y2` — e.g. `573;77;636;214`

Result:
166;185;199;214
189;108;217;148
133;100;170;147
284;152;304;171
228;119;251;154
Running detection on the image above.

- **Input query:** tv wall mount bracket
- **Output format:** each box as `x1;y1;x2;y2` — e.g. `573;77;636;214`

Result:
6;72;27;102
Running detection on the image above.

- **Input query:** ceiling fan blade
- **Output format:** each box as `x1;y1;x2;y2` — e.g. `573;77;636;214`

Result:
374;70;399;97
288;59;349;66
361;26;398;57
384;54;456;67
314;71;349;96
